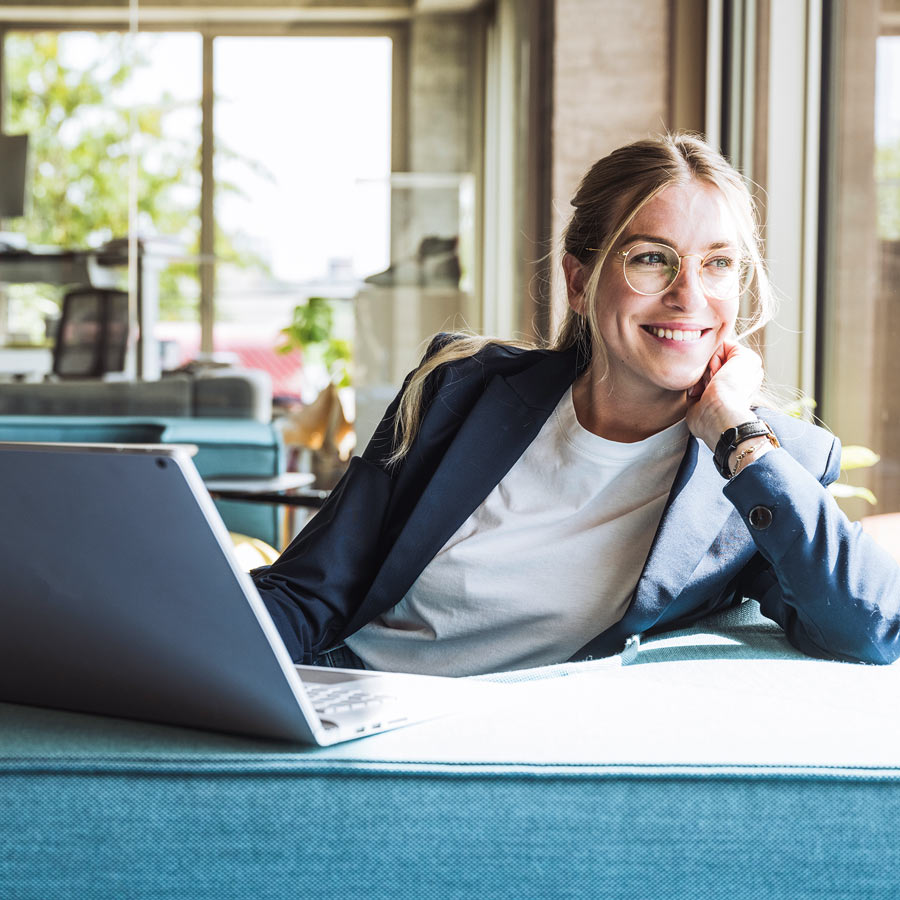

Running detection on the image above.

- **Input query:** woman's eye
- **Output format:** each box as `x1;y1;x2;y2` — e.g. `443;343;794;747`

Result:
706;255;735;271
633;252;668;266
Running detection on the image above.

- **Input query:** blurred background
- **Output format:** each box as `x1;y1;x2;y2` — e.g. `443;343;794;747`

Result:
0;0;897;531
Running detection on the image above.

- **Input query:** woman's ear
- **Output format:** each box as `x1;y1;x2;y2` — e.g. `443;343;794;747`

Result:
562;252;588;314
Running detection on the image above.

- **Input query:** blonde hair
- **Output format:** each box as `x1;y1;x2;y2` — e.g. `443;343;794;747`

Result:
385;133;775;466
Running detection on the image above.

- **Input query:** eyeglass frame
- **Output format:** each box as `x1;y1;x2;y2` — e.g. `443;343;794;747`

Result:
584;241;751;299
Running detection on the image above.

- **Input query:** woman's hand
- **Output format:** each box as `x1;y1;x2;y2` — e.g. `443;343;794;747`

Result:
685;339;765;454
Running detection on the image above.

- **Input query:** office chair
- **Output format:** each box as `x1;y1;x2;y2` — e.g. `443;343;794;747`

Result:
0;133;28;218
52;287;130;378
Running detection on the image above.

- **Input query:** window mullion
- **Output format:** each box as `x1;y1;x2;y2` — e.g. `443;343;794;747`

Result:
200;31;214;355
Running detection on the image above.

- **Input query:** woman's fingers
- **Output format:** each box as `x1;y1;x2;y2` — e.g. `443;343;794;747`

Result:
685;341;765;450
706;343;727;377
709;341;762;393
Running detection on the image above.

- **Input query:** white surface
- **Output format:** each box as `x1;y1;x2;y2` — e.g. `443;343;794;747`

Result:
0;346;52;379
315;633;900;771
203;472;315;492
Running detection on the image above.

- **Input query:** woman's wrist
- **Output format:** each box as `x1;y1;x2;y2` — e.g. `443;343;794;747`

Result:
693;401;757;454
728;436;773;478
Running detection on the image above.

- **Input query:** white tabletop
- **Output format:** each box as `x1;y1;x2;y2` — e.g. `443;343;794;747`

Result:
203;472;316;493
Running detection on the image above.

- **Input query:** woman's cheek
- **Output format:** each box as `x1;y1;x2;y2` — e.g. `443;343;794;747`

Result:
722;299;740;335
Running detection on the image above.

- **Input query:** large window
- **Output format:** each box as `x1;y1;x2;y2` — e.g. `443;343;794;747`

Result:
207;36;391;399
819;1;900;518
733;0;900;521
2;30;202;338
1;27;392;397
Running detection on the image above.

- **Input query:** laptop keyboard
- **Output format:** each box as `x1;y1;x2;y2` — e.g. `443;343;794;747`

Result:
305;682;398;716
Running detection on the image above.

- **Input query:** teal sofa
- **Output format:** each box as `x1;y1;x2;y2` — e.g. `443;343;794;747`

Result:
1;602;898;899
0;415;285;546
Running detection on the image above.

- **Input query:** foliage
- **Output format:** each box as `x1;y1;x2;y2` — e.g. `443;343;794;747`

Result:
280;295;335;348
279;296;352;387
3;31;269;321
785;393;879;505
323;338;353;382
876;137;900;241
839;445;881;471
828;482;878;507
782;395;817;421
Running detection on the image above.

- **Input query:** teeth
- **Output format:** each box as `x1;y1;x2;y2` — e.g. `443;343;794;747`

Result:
648;327;703;342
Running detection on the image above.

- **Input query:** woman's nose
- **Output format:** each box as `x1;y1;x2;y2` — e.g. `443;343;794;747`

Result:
663;255;708;310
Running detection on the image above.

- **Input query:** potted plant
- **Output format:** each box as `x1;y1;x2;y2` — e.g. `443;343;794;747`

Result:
277;296;355;487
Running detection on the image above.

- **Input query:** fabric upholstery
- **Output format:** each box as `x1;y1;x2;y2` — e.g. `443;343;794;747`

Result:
1;602;898;899
0;370;272;421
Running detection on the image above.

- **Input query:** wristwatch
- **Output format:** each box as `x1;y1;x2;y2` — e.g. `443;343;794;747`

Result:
713;419;780;479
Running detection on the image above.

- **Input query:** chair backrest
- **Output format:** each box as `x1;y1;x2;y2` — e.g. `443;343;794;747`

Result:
53;288;130;379
0;133;28;218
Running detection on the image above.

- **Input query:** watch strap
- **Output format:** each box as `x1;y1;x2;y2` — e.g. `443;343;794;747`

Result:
713;420;775;479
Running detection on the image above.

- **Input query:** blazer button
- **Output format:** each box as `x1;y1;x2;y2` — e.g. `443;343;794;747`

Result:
748;505;773;530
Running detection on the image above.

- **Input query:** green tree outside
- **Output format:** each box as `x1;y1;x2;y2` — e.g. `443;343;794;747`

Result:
2;31;269;332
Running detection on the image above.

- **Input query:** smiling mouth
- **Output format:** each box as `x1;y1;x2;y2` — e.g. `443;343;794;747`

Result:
642;326;709;342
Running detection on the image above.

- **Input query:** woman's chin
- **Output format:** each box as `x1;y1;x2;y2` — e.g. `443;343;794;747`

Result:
656;372;706;396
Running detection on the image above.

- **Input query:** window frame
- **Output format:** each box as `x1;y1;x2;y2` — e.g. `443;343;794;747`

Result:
0;14;408;357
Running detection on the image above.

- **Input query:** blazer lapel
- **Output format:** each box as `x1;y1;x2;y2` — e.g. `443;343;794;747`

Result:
626;437;735;622
342;348;581;637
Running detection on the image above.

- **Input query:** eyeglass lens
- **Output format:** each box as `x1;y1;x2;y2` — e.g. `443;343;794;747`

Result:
623;242;744;298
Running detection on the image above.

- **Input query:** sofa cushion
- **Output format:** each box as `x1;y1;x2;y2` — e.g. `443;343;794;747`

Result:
0;369;272;420
0;602;898;899
0;415;168;444
0;377;193;417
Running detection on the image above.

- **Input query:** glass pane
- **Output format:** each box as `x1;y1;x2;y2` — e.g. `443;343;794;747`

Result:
821;5;900;521
1;31;201;362
872;31;900;512
210;36;392;401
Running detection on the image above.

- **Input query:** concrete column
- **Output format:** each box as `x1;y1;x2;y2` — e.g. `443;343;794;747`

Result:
549;0;671;331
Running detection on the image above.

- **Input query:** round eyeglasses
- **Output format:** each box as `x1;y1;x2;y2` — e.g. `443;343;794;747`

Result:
592;242;748;300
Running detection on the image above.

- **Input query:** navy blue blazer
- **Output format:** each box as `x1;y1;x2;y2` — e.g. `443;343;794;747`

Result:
253;340;900;667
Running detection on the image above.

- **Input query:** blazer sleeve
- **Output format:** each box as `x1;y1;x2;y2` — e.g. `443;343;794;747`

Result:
251;333;459;663
724;441;900;664
251;456;394;663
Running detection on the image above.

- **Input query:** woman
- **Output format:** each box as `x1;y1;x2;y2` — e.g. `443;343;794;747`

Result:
253;133;900;674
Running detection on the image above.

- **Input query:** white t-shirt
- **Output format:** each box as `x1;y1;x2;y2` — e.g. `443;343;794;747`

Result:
346;387;689;675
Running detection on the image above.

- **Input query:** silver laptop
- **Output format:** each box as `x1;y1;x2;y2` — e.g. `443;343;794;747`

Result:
0;441;467;744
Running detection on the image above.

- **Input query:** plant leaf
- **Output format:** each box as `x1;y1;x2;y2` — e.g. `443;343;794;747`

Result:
840;445;881;471
784;396;817;419
828;483;877;505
